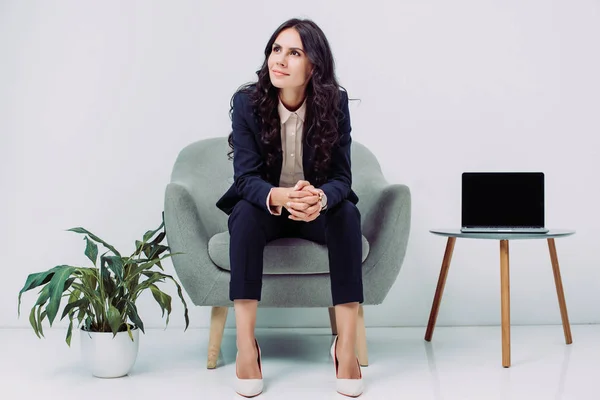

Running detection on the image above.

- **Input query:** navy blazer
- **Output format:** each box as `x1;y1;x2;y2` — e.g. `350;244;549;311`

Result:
216;89;358;215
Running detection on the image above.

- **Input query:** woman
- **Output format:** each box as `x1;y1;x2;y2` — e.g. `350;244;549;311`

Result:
216;18;364;398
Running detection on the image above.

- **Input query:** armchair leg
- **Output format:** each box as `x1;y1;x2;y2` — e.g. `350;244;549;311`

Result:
207;306;228;369
328;307;338;335
356;305;368;367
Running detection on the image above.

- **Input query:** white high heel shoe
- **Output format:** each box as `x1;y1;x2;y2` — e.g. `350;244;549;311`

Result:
235;339;263;398
330;336;364;397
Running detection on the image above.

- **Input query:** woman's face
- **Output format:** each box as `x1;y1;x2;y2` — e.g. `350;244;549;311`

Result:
267;28;313;91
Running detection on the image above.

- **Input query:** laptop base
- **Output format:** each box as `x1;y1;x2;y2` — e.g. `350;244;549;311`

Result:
460;227;550;233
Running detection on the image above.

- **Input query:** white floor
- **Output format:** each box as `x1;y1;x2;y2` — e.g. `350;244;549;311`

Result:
2;325;598;400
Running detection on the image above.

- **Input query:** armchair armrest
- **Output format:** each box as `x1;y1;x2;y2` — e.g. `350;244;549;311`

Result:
360;184;411;302
164;182;224;306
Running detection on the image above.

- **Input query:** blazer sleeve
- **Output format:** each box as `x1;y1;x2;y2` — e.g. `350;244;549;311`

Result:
318;91;353;211
231;92;276;213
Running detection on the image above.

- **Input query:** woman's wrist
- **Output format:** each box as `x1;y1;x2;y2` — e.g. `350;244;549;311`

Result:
269;187;288;207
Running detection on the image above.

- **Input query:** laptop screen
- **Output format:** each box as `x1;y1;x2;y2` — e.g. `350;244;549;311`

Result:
462;172;545;228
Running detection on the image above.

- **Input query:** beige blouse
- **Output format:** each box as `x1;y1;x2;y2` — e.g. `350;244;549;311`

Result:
266;97;307;215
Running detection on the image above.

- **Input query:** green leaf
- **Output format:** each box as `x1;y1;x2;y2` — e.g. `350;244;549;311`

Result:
134;240;144;255
67;288;81;304
99;260;116;298
67;227;121;257
107;305;122;336
77;267;98;291
37;305;45;337
84;316;92;331
124;257;151;265
126;323;134;341
29;307;40;338
60;298;89;321
126;301;144;334
143;244;163;260
34;285;51;307
18;266;64;316
77;306;86;326
149;284;172;325
102;255;124;282
40;310;47;332
111;286;126;307
142;271;189;330
66;320;73;346
63;277;76;292
142;221;164;243
146;245;169;265
149;231;166;246
70;282;95;303
126;252;178;285
84;236;98;266
70;282;104;321
132;272;166;297
133;233;166;259
45;266;77;326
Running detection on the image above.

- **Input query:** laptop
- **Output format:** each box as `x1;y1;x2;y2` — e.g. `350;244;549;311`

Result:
461;172;549;233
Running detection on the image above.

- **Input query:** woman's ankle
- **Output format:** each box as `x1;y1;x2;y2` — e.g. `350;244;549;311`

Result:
237;337;257;351
335;336;355;352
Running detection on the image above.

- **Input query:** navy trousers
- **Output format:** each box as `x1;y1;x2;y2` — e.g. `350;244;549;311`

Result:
228;199;364;306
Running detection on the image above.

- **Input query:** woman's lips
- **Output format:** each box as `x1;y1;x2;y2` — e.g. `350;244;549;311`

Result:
272;70;288;76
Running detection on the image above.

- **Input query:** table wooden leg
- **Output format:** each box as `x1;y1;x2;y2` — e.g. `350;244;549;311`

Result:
500;240;511;368
547;238;573;344
425;237;456;341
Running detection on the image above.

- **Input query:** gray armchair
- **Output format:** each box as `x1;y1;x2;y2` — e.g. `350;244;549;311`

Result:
164;137;411;368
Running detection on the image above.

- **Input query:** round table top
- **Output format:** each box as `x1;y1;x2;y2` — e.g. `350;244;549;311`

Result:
430;229;576;240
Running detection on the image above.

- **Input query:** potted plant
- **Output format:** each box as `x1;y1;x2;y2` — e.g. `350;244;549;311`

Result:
17;213;189;378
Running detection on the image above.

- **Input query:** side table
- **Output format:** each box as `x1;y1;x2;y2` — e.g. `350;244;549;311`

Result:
425;229;575;367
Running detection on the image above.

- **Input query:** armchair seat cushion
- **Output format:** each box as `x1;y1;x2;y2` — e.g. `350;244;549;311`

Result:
208;232;370;275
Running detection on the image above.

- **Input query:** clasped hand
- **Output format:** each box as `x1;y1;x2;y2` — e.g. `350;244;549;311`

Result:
285;180;322;222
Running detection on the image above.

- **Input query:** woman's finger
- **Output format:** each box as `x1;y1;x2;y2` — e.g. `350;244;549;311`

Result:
288;190;314;199
289;212;319;222
286;206;307;218
287;202;309;211
308;204;320;214
300;185;320;196
307;206;321;218
288;195;318;204
293;180;311;190
288;214;308;221
305;210;320;221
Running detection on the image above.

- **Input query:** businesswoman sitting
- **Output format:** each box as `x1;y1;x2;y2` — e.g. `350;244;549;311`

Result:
216;18;364;398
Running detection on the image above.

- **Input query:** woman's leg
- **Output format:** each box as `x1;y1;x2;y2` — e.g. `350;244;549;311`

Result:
228;199;284;379
333;302;361;379
234;300;260;379
297;200;363;379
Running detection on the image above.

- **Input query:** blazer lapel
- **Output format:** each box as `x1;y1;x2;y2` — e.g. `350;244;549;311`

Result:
302;137;315;180
273;146;283;184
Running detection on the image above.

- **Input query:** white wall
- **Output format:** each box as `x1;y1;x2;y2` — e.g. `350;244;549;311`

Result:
2;0;599;331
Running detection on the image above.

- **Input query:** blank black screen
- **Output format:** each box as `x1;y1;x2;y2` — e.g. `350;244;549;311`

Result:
462;172;545;227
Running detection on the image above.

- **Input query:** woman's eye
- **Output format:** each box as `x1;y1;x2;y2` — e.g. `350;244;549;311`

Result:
273;46;280;52
291;50;300;56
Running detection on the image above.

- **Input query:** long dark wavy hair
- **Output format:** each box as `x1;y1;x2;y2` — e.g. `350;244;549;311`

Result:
227;18;346;186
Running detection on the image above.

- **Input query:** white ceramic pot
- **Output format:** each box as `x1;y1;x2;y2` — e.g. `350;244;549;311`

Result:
80;326;140;378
